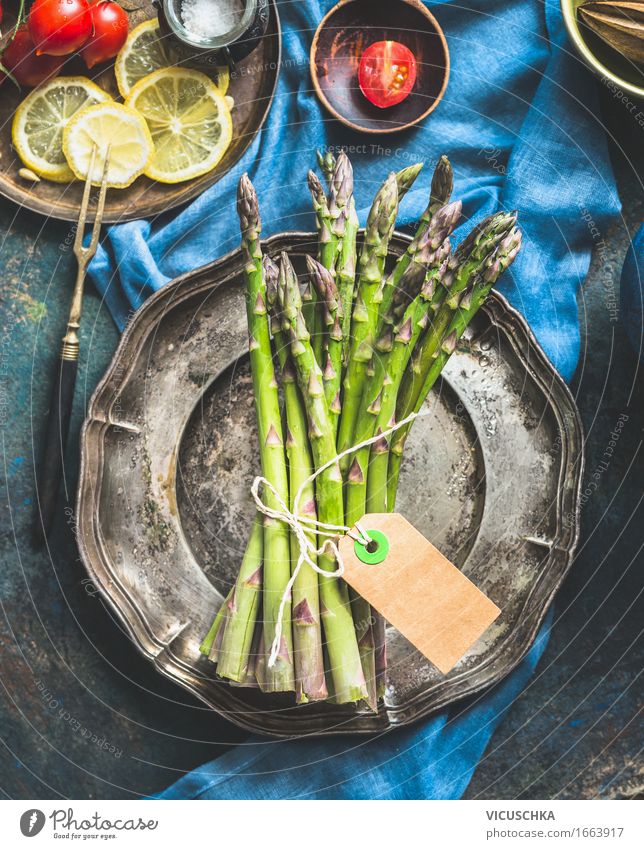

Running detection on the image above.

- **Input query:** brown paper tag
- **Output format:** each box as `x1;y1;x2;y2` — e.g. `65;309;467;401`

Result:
338;513;501;674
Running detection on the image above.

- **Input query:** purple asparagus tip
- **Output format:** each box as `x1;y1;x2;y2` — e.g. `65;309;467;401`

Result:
430;154;454;208
332;150;354;208
237;173;260;236
308;170;326;207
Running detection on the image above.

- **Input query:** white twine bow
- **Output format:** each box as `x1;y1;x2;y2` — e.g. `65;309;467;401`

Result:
251;409;428;668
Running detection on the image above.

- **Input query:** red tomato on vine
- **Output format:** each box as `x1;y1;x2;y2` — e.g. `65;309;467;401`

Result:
1;24;65;87
81;1;129;69
28;0;93;57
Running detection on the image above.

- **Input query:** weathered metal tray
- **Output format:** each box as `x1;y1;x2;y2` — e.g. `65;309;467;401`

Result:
77;231;584;737
0;3;280;224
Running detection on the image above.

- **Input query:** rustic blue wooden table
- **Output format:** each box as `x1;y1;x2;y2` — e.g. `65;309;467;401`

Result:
0;91;641;800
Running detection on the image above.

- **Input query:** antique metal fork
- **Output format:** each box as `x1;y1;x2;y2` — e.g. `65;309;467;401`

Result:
34;146;111;547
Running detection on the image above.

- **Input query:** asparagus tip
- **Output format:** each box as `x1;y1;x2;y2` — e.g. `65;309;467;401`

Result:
366;172;399;242
306;254;336;302
317;149;336;183
279;251;304;314
428;199;462;246
440;198;463;230
331;150;354;209
263;254;279;306
308;170;326;206
237;173;260;235
396;162;423;198
430;154;454;206
455;209;517;263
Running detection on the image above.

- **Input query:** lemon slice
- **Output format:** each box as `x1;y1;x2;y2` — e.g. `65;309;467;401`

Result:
63;102;154;188
114;18;229;98
12;77;112;183
125;68;233;184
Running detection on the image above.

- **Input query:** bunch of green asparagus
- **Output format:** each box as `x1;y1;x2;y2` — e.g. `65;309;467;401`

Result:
200;152;522;709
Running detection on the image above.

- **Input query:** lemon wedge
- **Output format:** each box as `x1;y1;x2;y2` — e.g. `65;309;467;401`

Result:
114;18;229;98
63;102;154;188
12;77;111;183
125;67;233;184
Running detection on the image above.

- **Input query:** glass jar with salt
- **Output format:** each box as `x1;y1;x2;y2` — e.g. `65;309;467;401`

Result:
156;0;270;68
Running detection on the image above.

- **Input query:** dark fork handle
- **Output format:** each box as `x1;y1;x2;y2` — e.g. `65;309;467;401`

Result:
33;354;78;547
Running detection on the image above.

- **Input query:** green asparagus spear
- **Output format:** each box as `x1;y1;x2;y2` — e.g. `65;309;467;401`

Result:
329;151;353;243
337;172;399;469
381;156;455;330
309;169;336;269
344;201;461;520
264;255;327;703
341;203;459;704
324;156;422;379
337;197;359;369
312;154;353;374
387;215;521;505
200;586;233;658
278;252;368;704
308;170;334;364
327;153;357;371
370;219;521;694
229;617;263;687
362;252;453;513
326;155;421;373
367;156;454;692
306;256;343;434
301;275;317;352
410;227;524;429
215;517;264;681
237;175;294;692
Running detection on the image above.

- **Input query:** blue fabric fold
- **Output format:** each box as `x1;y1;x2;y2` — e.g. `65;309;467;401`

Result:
620;223;643;361
89;0;620;798
158;613;550;800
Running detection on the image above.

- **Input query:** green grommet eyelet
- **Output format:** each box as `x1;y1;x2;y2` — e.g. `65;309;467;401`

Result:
354;529;390;565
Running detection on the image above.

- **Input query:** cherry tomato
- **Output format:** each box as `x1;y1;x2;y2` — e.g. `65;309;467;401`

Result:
29;0;93;57
81;1;129;69
1;25;65;87
358;40;417;109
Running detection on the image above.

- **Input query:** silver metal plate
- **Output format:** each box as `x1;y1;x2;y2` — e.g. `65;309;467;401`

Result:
77;232;584;736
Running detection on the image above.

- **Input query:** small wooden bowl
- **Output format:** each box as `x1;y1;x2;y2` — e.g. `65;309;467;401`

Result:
311;0;450;134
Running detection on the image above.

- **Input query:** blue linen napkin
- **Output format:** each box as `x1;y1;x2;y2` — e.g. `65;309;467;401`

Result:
89;0;619;799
